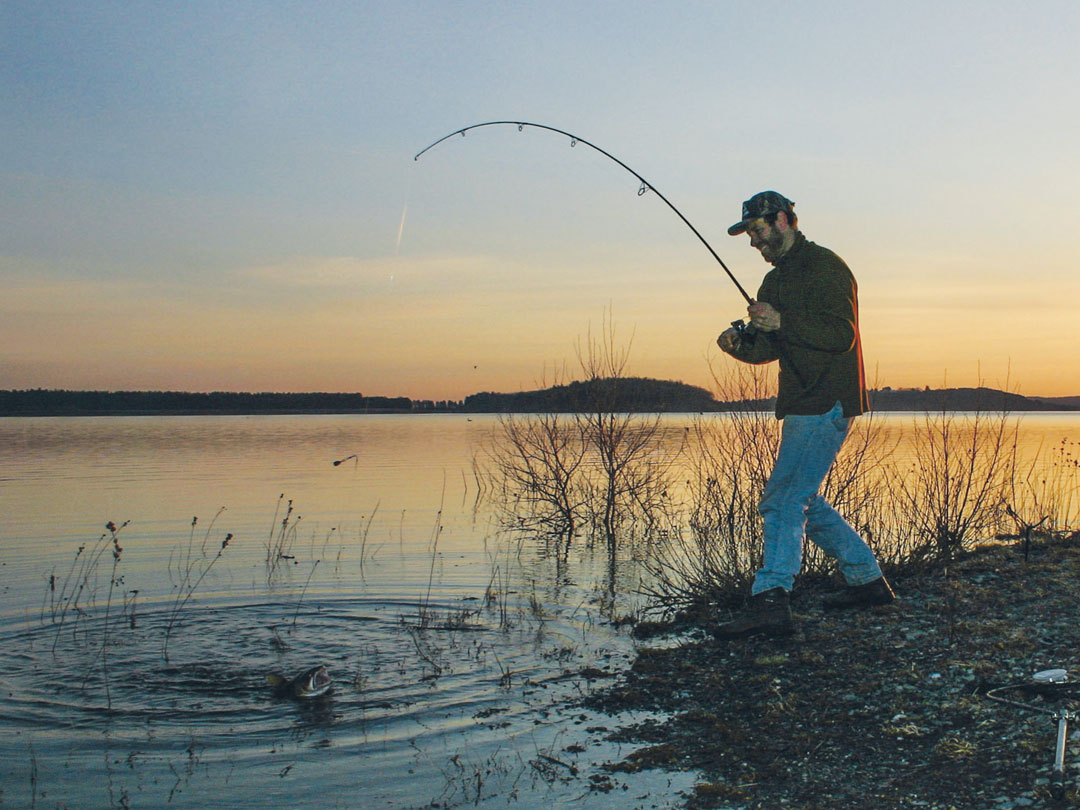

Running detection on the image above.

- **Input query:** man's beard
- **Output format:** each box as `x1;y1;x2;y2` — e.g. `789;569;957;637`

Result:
757;230;786;264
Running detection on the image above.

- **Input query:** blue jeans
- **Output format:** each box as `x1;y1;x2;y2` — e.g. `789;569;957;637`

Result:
752;401;883;595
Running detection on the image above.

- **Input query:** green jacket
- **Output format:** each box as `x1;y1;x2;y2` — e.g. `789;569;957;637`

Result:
730;232;869;419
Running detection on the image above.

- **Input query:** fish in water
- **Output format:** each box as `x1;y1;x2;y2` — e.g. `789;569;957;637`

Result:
267;665;332;699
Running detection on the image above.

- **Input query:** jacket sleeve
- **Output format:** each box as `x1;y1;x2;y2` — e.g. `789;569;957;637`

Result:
730;330;782;365
729;275;782;365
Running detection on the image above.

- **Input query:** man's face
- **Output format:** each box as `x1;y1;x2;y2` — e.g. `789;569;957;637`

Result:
745;218;786;265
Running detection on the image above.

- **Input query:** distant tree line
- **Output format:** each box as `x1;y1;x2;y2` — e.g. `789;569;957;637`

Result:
712;387;1074;413
0;383;1072;417
869;387;1072;412
0;390;431;416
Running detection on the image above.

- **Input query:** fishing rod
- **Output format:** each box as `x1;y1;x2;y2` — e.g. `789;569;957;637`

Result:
415;120;806;386
414;121;755;306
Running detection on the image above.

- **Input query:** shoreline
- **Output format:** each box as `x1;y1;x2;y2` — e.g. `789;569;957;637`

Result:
582;536;1080;808
3;384;1077;418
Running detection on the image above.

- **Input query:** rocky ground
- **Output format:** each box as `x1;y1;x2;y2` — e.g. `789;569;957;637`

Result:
582;536;1080;809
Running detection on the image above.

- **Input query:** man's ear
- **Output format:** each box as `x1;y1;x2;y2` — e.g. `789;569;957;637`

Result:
775;211;792;231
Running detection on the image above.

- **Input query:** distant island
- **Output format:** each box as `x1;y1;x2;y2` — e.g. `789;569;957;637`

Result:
462;378;719;413
464;380;1079;413
1;381;1077;416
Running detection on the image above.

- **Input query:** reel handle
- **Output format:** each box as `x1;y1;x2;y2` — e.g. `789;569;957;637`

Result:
730;319;758;346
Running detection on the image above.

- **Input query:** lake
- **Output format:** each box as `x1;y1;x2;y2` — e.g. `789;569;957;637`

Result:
0;414;700;810
2;412;1078;809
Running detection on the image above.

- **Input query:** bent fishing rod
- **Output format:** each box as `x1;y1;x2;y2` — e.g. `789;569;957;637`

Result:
414;120;805;385
414;121;754;305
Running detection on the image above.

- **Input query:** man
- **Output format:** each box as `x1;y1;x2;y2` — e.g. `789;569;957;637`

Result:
714;191;894;639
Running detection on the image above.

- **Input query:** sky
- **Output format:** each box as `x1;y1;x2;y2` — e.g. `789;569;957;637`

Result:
2;0;1078;401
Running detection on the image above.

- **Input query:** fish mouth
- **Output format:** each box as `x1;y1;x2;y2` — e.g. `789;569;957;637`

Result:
300;666;332;697
268;664;334;698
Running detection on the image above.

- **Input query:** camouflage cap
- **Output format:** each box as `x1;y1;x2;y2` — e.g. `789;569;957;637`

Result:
727;191;795;236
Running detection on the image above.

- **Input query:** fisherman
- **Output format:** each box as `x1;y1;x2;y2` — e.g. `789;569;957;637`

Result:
715;191;894;639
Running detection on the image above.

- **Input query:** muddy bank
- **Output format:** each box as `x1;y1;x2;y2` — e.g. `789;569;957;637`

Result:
583;537;1080;809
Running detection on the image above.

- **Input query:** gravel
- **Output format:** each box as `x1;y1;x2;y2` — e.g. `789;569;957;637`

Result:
583;536;1080;809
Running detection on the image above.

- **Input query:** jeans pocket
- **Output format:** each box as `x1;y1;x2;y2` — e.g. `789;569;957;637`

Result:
830;401;850;435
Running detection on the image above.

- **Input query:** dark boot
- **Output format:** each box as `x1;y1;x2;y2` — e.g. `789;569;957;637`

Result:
822;576;895;610
713;588;794;639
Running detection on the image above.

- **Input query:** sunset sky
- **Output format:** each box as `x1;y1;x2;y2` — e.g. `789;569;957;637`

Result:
3;1;1078;401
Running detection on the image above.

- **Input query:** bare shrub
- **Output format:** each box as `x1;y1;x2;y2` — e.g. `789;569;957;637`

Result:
486;409;587;539
1005;434;1080;542
482;309;681;568
574;313;680;548
644;369;1031;613
890;400;1021;565
643;362;777;608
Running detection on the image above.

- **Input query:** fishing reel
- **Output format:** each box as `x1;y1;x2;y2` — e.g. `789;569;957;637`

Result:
730;319;758;346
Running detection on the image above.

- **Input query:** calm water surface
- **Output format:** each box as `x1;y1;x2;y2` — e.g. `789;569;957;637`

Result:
2;412;1078;809
0;415;694;810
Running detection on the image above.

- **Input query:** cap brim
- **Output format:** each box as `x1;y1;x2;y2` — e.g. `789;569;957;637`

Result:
727;220;751;236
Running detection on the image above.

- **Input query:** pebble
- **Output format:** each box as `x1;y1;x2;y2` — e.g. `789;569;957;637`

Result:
993;798;1035;808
